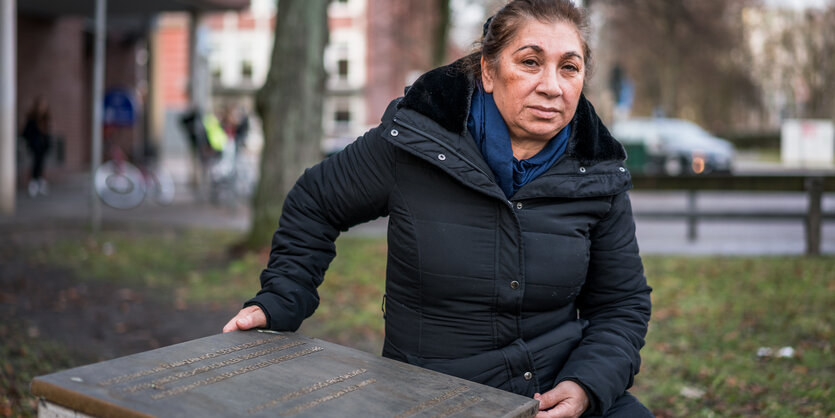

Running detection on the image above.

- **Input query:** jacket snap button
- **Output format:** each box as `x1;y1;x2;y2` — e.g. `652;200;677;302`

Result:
579;167;586;173
438;154;446;161
510;280;520;289
390;129;399;137
524;371;532;380
619;167;626;172
516;202;523;210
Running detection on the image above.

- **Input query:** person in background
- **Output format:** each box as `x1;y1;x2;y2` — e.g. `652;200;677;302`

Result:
21;97;52;197
224;1;652;416
233;106;250;152
220;105;237;144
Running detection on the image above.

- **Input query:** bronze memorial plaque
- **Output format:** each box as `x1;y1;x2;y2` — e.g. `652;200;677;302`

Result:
31;331;539;417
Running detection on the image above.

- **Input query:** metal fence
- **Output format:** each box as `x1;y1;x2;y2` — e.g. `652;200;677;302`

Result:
631;175;835;255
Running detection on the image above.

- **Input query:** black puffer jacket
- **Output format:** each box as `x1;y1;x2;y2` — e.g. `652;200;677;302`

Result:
247;60;651;416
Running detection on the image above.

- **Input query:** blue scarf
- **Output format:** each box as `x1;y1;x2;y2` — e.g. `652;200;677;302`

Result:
467;85;571;198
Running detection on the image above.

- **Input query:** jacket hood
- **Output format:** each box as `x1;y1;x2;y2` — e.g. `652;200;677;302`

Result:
396;59;626;165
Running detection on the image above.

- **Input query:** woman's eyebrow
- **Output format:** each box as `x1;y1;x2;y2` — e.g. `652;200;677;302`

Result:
512;45;583;62
561;51;583;61
513;44;543;54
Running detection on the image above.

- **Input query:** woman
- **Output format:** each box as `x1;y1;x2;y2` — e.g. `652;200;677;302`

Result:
21;97;52;197
224;1;652;416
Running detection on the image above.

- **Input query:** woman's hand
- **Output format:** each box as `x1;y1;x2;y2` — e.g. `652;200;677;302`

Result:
222;305;267;333
534;380;589;418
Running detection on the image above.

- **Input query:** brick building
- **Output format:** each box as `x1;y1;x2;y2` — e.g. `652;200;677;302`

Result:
15;16;91;179
4;0;248;206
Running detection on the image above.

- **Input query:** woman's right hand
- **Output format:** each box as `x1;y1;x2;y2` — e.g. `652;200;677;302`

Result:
222;305;267;333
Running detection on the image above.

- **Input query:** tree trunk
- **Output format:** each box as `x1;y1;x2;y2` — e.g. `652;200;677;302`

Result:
244;0;329;249
432;0;451;67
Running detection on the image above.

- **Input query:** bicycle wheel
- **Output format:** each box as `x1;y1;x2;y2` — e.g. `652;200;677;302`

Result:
95;160;146;209
146;166;176;206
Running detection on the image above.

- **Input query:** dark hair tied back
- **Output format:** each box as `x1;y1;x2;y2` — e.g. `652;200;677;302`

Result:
482;16;494;37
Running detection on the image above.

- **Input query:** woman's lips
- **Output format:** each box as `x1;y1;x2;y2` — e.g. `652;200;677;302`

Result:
528;106;560;119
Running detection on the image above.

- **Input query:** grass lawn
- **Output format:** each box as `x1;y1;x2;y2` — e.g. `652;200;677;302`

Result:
636;257;833;417
2;229;833;417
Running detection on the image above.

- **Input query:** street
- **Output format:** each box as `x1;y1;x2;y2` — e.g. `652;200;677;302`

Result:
630;191;835;255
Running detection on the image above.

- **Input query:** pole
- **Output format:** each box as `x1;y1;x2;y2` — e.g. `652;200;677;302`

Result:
91;0;107;232
686;189;698;242
805;177;823;256
0;0;16;216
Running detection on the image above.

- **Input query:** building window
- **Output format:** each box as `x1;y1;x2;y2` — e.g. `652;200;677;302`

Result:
337;59;349;79
241;60;253;82
335;110;351;123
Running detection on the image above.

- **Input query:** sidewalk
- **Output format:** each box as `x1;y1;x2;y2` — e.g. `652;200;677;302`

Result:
0;173;388;238
1;174;250;232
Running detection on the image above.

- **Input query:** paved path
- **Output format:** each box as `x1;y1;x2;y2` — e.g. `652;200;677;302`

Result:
2;174;249;232
3;175;833;255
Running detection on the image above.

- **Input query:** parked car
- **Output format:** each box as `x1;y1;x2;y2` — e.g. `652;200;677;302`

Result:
612;118;735;176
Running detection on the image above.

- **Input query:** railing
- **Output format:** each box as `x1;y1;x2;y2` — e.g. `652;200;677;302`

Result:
631;175;835;255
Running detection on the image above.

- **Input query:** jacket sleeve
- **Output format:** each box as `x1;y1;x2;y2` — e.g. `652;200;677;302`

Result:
555;191;652;416
244;121;397;332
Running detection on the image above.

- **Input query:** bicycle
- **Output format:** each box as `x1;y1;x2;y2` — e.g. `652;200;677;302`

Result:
94;140;175;210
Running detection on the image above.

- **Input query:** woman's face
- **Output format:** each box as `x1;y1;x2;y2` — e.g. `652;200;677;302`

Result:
482;19;585;148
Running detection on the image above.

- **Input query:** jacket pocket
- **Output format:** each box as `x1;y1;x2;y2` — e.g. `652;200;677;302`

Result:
403;348;510;390
525;319;588;390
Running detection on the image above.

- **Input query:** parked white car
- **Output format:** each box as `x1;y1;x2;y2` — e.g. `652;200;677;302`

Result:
612;118;735;176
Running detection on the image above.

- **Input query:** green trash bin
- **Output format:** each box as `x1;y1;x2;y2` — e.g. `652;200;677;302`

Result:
623;143;648;174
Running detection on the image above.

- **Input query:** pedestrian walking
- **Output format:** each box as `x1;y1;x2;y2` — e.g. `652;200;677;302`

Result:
21;97;52;197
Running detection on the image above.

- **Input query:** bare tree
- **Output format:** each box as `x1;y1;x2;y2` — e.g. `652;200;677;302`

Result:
433;0;452;67
243;0;329;249
601;0;761;131
793;6;835;119
741;4;835;128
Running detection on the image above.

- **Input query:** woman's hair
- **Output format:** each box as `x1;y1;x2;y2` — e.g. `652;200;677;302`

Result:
460;0;592;79
27;96;50;130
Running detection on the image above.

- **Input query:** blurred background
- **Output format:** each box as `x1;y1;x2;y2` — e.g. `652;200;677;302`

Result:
0;0;833;417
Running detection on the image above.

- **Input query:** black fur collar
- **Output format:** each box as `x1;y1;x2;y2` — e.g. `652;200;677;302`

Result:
397;60;626;164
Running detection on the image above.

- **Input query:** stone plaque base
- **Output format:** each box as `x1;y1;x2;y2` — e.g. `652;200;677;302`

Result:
31;331;539;417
